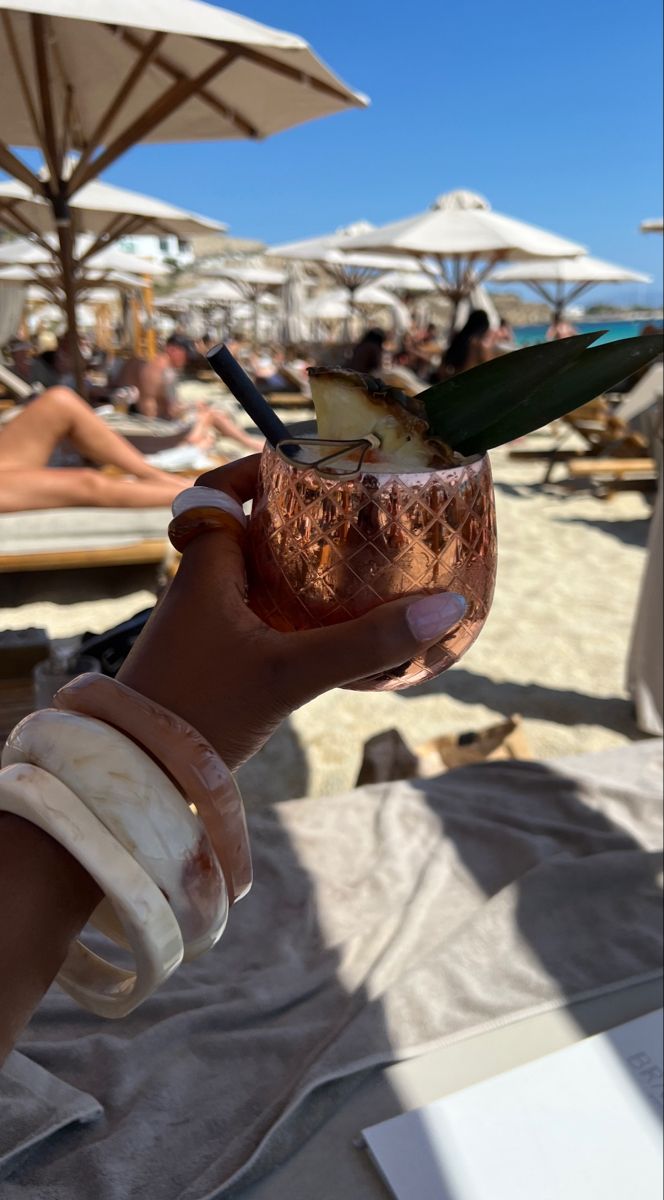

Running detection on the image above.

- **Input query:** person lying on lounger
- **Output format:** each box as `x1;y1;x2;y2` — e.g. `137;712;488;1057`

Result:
0;386;188;512
111;335;263;452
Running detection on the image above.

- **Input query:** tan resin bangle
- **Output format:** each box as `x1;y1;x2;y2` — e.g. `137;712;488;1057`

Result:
168;507;246;553
0;762;183;1018
55;673;252;904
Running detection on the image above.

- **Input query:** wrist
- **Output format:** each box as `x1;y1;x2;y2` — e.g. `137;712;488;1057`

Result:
0;813;101;1060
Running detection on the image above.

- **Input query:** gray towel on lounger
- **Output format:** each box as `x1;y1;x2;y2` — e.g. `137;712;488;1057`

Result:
2;742;662;1198
0;1050;101;1180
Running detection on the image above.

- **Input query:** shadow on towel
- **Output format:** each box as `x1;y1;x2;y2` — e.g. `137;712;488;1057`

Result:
8;743;662;1199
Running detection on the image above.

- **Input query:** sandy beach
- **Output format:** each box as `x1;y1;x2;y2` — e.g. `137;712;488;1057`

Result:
1;412;654;808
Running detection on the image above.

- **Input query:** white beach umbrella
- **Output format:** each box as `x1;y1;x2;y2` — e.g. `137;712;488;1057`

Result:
377;269;437;296
0;0;366;156
344;190;586;328
0;173;224;251
640;219;664;233
0;0;366;382
0;235;170;277
202;264;286;288
201;262;285;340
492;254;652;318
177;278;244;306
0;262;144;290
280;263;310;345
268;221;423;317
305;283;410;330
268;220;376;264
305;291;349;322
269;223;425;341
80;243;170;278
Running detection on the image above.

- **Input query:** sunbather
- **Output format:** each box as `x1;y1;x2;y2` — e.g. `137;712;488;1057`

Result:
0;386;188;512
110;335;189;421
112;336;263;452
434;310;494;379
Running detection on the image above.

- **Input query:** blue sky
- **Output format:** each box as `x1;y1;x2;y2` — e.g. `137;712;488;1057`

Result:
9;0;664;304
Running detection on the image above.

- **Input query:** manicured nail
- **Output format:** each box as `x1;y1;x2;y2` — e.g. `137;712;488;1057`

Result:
406;593;466;641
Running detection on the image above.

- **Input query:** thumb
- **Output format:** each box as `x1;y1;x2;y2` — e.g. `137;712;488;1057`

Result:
281;592;467;702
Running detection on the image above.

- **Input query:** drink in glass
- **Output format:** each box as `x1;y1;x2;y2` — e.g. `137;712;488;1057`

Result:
248;436;496;692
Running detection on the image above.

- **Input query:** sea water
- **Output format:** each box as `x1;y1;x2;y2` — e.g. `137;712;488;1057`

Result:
513;319;663;347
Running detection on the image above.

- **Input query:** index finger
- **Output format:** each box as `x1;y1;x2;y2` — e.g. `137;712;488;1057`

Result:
196;455;261;505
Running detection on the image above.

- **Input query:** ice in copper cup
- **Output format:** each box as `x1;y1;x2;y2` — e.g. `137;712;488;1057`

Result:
248;441;496;692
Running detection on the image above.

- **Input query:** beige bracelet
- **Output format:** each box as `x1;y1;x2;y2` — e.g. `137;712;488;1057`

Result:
0;762;183;1018
55;673;252;905
3;709;229;961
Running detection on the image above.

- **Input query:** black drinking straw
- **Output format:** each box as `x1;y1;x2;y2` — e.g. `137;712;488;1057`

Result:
206;342;293;449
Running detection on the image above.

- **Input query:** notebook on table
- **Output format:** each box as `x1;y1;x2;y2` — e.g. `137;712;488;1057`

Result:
362;1009;663;1200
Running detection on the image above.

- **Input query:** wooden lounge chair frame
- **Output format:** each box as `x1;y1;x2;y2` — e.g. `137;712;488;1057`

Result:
565;456;657;499
265;390;313;409
510;395;653;484
0;538;168;573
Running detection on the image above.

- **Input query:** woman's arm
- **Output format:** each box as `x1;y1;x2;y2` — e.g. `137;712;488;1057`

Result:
0;456;464;1059
0;814;101;1062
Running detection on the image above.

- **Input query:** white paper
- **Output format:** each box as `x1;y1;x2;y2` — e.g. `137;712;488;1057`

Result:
362;1010;663;1200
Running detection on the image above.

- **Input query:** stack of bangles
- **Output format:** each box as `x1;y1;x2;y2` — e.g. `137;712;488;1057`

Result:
0;486;251;1019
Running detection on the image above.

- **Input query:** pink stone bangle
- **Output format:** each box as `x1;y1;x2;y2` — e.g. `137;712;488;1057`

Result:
55;673;252;905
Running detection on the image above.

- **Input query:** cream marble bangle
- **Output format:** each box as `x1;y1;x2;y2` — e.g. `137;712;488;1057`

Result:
0;762;183;1018
171;486;247;528
3;710;229;961
55;673;252;905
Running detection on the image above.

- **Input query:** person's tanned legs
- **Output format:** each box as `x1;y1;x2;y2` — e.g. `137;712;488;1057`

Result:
0;388;187;512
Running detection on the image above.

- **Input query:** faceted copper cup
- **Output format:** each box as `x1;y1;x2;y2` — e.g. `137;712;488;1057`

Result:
248;442;497;691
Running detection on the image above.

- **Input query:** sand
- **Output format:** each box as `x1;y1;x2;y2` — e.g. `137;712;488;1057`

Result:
1;429;654;807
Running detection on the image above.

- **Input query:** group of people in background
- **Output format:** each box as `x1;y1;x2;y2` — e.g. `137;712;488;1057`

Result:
4;302;644;518
0;328;265;515
0;308;521;517
349;310;516;393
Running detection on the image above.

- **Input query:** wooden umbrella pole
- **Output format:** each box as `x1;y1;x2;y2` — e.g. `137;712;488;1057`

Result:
344;282;359;345
447;294;460;338
55;201;85;395
144;275;157;360
251;285;260;347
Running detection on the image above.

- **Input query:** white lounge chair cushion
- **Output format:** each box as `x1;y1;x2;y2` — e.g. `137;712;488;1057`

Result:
0;507;169;554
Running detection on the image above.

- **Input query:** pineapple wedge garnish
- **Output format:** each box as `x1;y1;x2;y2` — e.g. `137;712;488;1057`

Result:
308;368;451;469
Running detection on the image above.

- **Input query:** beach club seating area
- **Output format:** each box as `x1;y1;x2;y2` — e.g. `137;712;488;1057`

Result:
0;1;662;1197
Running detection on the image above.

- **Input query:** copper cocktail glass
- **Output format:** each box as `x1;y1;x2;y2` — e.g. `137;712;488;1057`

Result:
248;442;497;692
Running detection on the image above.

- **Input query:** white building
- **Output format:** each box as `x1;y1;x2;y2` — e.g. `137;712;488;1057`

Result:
118;232;194;267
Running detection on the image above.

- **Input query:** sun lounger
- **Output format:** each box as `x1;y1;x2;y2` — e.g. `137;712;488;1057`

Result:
0;506;169;573
0;363;34;403
99;413;193;454
628;485;663;735
265;390;314;409
566;455;657;496
614;362;663;476
512;401;653;485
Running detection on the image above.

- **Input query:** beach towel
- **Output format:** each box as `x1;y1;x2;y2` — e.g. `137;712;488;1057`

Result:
2;741;662;1198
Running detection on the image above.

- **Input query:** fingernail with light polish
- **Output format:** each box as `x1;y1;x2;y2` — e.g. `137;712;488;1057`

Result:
406;593;467;641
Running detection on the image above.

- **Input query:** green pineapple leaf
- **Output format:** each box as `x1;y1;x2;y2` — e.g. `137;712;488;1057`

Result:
455;333;664;456
420;331;602;446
